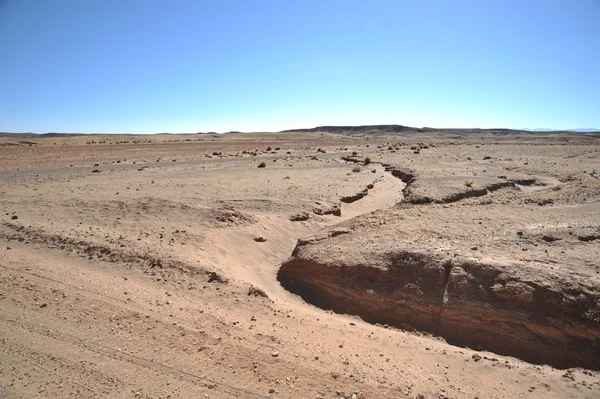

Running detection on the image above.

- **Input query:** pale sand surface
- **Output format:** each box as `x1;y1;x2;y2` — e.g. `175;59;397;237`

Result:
1;132;599;398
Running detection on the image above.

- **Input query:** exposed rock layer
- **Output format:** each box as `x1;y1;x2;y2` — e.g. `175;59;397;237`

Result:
279;248;600;369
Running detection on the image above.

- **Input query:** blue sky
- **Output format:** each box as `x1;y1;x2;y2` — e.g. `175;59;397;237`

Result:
1;0;599;133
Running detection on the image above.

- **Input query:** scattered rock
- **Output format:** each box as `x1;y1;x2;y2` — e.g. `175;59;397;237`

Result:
542;235;561;242
207;271;228;284
578;235;599;242
11;215;18;220
313;202;341;217
271;351;279;357
254;236;267;242
248;285;269;298
290;212;310;222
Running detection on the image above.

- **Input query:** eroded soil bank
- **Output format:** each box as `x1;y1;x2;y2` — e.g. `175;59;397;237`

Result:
279;247;600;369
279;158;600;370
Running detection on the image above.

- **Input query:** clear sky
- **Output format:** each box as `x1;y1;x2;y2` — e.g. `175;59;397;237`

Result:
1;0;599;133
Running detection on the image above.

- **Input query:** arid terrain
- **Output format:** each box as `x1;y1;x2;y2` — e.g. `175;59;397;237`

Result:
1;129;599;398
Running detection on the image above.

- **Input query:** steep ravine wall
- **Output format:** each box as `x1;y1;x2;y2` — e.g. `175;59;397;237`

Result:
277;251;600;370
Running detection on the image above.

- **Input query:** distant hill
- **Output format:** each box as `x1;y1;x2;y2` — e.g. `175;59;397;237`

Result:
567;128;600;133
281;125;533;135
1;125;598;138
282;125;600;137
281;125;423;134
523;128;600;133
0;132;85;138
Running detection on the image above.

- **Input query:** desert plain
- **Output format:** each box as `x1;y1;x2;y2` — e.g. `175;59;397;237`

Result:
1;127;599;398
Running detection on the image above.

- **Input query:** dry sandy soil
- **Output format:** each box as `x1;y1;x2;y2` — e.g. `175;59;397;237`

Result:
1;131;599;398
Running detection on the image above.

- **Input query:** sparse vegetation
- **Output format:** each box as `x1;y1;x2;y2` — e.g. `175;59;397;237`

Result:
464;180;474;187
258;161;267;168
352;166;362;173
364;156;371;165
352;151;358;156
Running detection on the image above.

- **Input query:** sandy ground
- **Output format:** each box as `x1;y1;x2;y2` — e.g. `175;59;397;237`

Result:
1;132;599;398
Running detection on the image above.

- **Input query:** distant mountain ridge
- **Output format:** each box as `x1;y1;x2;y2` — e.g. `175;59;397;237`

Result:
282;125;530;135
566;128;600;132
0;132;85;138
283;125;600;135
1;125;599;137
524;128;600;133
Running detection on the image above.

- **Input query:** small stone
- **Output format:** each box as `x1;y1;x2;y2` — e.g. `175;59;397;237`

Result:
207;271;227;284
271;351;279;357
248;285;269;298
290;212;309;222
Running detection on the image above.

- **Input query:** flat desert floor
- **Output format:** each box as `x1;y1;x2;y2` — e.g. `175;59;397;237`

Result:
1;131;599;398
